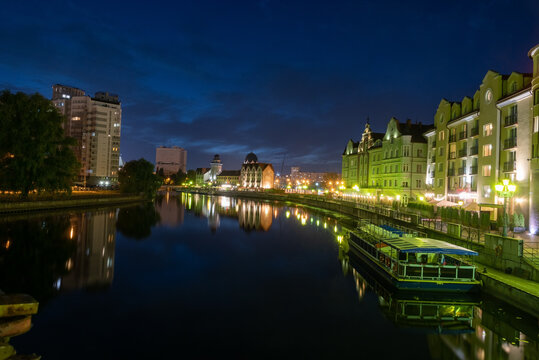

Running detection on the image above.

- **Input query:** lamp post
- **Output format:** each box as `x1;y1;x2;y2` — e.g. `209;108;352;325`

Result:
495;179;516;237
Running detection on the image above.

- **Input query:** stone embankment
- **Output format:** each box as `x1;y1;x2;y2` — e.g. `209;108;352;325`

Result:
0;193;145;214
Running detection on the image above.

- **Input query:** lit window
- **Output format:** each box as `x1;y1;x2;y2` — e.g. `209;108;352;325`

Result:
483;123;493;136
72;116;80;121
483;144;492;157
438;131;445;141
482;165;491;176
483;185;491;198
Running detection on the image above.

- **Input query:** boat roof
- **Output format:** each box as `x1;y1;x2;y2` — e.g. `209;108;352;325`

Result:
383;237;478;256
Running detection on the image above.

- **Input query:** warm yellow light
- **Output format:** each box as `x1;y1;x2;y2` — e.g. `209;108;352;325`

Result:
419;196;424;201
502;179;509;186
458;201;463;206
396;195;401;201
353;185;359;191
495;184;503;192
508;184;516;192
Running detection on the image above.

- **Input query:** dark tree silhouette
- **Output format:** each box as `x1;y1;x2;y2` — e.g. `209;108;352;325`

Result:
0;91;79;196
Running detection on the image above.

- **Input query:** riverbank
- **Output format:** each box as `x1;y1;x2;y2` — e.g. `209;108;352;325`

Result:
0;193;146;214
178;188;539;318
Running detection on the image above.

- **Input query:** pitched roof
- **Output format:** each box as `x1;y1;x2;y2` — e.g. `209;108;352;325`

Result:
219;170;240;176
397;121;434;143
241;163;274;171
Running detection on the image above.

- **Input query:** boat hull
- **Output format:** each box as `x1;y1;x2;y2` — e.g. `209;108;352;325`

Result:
348;235;480;293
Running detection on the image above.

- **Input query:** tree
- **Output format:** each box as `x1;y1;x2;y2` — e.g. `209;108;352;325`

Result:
157;167;165;178
170;169;187;185
186;169;196;184
0;91;80;196
118;158;162;197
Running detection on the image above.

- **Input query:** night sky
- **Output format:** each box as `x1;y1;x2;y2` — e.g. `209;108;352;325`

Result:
1;1;538;173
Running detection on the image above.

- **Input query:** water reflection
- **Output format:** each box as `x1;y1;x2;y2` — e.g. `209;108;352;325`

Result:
60;211;116;291
180;193;275;232
0;215;75;302
155;192;184;227
116;203;160;240
337;234;539;359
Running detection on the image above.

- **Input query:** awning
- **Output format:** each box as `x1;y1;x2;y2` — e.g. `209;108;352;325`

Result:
382;237;478;256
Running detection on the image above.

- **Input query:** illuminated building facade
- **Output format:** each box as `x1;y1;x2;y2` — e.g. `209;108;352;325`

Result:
426;44;539;231
240;152;274;189
52;85;121;186
342;118;433;204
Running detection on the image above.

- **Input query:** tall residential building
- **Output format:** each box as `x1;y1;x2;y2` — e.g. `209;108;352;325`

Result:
52;85;121;186
425;44;539;232
155;146;187;176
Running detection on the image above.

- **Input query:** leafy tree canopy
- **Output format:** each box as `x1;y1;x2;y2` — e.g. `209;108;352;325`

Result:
0;91;79;196
118;158;162;197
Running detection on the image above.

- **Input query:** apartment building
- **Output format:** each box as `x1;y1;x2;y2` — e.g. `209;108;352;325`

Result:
52;85;121;186
342;118;433;204
425;44;539;231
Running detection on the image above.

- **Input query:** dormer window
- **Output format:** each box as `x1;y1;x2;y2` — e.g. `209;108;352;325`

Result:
511;82;517;93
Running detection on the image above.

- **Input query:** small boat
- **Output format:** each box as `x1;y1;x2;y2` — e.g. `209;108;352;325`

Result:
347;221;480;292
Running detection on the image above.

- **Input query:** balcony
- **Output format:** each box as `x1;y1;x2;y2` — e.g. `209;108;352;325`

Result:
459;131;467;140
504;114;518;127
449;135;456;143
470;127;479;136
448;152;456;160
458;148;467;158
503;161;516;172
470;166;478;175
458;167;466;175
469;146;478;156
447;168;455;176
504;137;517;150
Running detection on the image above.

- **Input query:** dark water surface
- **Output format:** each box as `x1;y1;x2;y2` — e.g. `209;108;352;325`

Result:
1;193;537;359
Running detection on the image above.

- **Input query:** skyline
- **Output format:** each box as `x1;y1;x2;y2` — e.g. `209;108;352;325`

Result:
1;1;538;172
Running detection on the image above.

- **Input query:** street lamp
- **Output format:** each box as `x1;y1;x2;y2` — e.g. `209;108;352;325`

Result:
495;179;516;237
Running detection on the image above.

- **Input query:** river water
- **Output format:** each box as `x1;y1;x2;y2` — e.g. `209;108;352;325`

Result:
1;193;537;359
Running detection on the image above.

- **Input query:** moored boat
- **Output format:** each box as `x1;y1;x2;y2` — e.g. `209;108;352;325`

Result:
347;220;480;292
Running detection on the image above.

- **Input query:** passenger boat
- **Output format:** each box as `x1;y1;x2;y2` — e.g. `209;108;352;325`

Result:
346;249;479;334
346;220;480;292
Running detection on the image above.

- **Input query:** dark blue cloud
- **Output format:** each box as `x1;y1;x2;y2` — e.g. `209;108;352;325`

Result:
1;0;538;172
